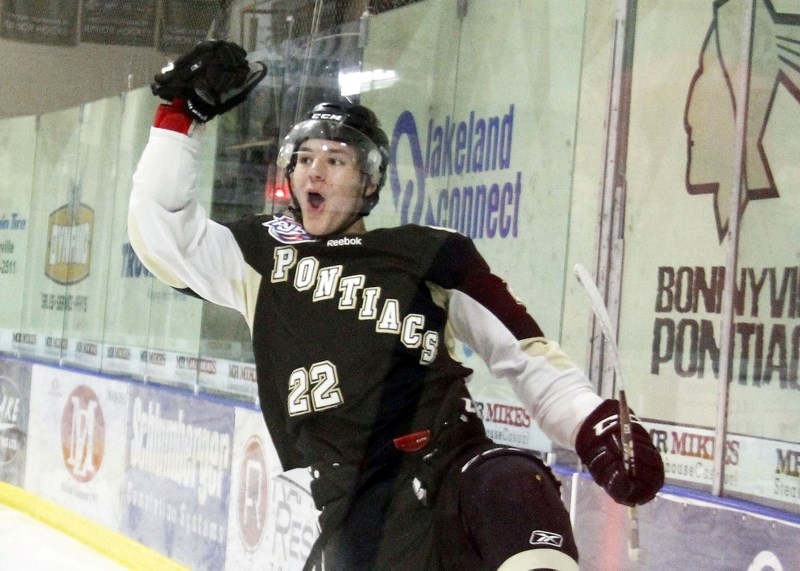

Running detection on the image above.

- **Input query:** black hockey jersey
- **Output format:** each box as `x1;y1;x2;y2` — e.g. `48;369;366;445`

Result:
128;126;603;473
226;214;545;470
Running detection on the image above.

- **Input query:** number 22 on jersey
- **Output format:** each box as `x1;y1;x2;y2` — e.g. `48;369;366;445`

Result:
287;360;344;416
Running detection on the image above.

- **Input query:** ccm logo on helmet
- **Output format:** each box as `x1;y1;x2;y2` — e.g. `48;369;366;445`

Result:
310;112;343;121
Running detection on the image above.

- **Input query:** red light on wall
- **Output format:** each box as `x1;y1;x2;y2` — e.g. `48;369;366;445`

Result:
265;182;290;203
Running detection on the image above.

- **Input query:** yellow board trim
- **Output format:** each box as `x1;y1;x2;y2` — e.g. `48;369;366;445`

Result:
0;481;189;570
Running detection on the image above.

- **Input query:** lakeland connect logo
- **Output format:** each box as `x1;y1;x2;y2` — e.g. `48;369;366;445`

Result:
389;105;522;239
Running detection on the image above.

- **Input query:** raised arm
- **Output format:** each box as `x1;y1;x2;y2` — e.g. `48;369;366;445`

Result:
128;40;267;322
128;111;251;315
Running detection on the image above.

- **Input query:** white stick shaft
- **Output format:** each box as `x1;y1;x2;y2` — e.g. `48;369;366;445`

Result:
574;262;640;558
573;263;626;391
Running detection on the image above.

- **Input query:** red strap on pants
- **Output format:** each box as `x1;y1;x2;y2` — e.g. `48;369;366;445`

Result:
392;429;432;453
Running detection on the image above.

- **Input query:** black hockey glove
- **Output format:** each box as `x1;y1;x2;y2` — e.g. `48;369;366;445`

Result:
151;39;267;123
575;399;664;506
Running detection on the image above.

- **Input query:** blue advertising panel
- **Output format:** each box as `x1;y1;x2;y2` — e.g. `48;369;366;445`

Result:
122;385;234;570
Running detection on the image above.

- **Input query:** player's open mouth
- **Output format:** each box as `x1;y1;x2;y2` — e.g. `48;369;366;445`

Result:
307;192;324;210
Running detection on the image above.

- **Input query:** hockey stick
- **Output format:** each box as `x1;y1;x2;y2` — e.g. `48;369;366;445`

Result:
573;263;640;561
275;472;312;496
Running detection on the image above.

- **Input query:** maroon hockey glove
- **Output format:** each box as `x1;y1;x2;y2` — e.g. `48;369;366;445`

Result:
575;399;664;506
151;40;266;123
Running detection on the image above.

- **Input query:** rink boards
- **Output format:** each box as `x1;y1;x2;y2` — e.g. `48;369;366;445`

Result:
0;356;317;571
0;354;798;570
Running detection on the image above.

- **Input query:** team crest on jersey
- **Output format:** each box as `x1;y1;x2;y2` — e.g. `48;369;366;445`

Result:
263;215;316;244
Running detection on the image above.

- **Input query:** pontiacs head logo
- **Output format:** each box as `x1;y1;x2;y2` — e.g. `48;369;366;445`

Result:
685;0;799;242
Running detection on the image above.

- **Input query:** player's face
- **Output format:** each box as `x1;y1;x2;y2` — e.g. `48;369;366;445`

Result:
290;139;376;236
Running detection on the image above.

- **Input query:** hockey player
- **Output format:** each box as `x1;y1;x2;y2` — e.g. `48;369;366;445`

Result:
129;40;664;570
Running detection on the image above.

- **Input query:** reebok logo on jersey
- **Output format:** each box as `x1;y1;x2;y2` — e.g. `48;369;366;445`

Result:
529;530;563;547
326;236;362;247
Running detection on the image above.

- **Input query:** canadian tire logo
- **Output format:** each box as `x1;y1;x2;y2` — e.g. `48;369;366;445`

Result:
61;385;104;482
237;436;270;550
685;0;800;241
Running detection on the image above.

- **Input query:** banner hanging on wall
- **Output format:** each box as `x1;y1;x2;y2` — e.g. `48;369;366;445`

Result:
158;0;217;54
80;0;157;47
618;1;800;422
1;0;79;45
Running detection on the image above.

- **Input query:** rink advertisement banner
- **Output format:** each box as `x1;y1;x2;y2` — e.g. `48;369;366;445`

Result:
23;364;129;529
363;0;586;452
0;0;79;45
650;420;800;512
570;473;800;571
365;0;586;333
0;115;35;353
80;0;156;47
474;396;552;453
120;117;218;387
258;470;319;568
224;407;318;570
58;97;124;371
612;0;800;451
198;356;259;400
0;359;32;487
121;384;234;571
16;106;81;362
101;87;159;378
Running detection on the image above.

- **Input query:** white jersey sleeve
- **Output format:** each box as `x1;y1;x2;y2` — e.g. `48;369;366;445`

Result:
128;126;259;327
447;290;602;450
425;231;602;450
